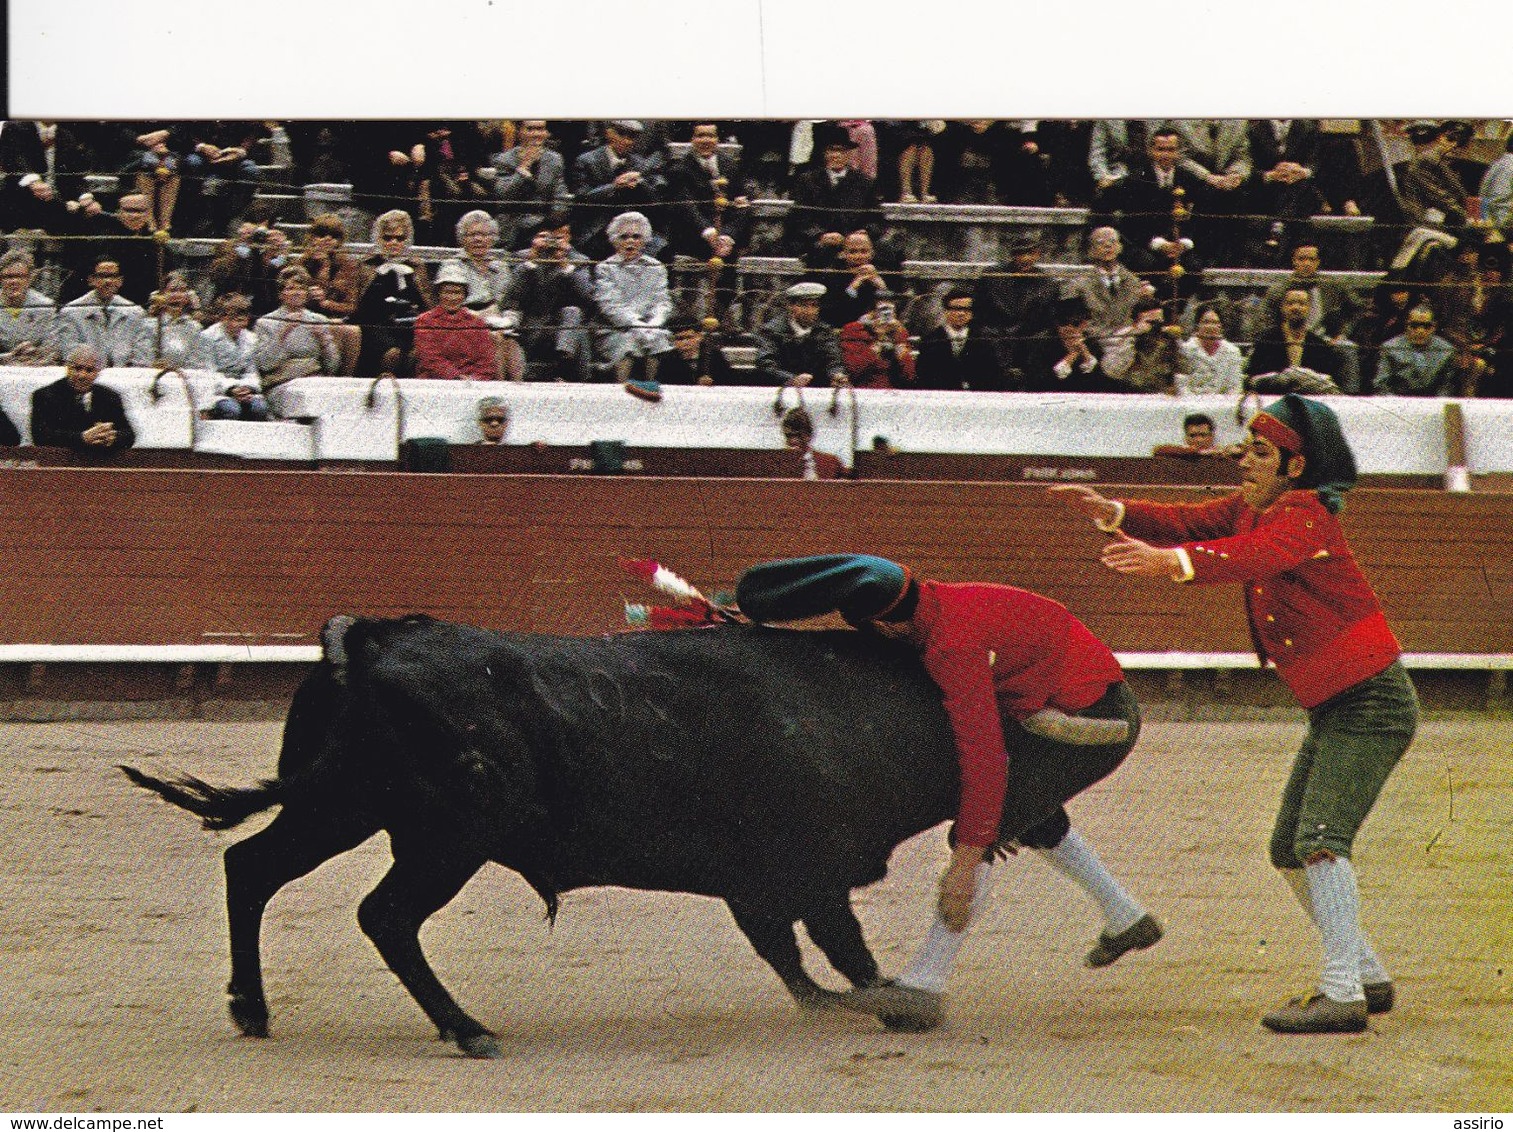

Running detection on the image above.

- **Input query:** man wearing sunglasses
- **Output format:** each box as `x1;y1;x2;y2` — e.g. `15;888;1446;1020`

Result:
1374;307;1465;396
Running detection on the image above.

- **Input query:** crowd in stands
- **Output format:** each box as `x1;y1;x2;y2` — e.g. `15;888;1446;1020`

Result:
3;116;1512;417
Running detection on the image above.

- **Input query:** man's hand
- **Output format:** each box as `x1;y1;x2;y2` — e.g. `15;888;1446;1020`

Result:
1099;532;1183;578
938;844;984;932
1047;483;1119;527
81;422;116;447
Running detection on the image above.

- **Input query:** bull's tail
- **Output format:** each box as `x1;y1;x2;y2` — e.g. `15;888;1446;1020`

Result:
119;764;284;831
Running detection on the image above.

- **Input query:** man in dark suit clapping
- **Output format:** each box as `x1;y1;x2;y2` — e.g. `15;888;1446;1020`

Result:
30;344;136;456
915;288;1007;391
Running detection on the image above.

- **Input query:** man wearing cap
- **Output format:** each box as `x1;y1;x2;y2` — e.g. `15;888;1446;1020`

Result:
412;261;500;380
1052;393;1418;1034
754;281;849;389
571;121;666;260
784;125;882;258
974;233;1061;383
735;554;1160;1029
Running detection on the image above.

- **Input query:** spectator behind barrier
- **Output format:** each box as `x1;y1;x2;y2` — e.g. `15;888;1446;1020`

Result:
146;270;209;370
475;396;509;445
503;215;597;383
200;292;270;420
56;257;152;368
295;212;364;373
352;209;434;378
0;249;58;365
1174;304;1244;396
30;344;136;455
254;266;340;387
412;262;500;381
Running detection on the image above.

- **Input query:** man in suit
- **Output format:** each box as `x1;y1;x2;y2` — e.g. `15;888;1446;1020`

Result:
570;120;666;260
664;122;752;261
1172;119;1252;265
1104;129;1207;271
784;125;882;258
915;288;1005;391
30;344;136;455
975;233;1064;381
754;281;848;389
1247;120;1325;260
489;119;571;252
1246;287;1340;382
1068;226;1149;338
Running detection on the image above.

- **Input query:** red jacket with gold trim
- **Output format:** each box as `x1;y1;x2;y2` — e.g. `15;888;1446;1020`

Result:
912;580;1125;848
1118;490;1401;708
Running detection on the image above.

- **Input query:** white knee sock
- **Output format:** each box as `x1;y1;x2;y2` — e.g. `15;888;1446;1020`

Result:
1282;866;1389;985
897;864;994;995
1305;857;1367;1002
1033;827;1145;934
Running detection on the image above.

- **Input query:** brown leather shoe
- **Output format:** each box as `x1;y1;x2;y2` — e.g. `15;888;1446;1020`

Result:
1364;979;1395;1014
1261;992;1368;1033
1085;914;1163;967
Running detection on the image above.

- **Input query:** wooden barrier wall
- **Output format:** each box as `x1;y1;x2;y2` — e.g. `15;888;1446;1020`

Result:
1;469;1511;655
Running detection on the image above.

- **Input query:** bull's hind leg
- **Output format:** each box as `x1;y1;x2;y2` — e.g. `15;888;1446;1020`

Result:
801;898;886;990
356;852;498;1058
726;901;845;1011
223;806;378;1038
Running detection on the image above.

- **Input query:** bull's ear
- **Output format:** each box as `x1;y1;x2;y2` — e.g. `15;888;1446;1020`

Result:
320;615;359;683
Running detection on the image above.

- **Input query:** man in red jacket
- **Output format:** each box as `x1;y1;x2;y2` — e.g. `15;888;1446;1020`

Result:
1052;393;1418;1034
735;554;1160;1029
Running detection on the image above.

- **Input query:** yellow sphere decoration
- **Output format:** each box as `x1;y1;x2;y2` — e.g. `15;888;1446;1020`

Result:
713;196;729;209
701;316;721;332
713;176;728;189
708;256;725;269
155;164;171;179
1172;187;1185;198
153;228;172;244
1168;263;1186;279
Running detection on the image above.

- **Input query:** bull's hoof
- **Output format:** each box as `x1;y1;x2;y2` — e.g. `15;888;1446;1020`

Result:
840;982;944;1032
793;985;848;1012
228;995;269;1038
455;1032;504;1059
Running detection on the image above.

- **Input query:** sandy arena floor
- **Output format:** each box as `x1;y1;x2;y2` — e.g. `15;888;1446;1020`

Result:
0;716;1508;1113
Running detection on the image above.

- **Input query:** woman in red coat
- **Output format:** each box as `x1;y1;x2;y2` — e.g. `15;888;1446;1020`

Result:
839;292;917;389
1053;393;1418;1034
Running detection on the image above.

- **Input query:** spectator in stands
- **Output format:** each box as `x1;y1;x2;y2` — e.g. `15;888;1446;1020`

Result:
56;258;152;367
209;211;292;316
1437;246;1510;392
83;192;171;306
30;344;136;454
1247;120;1325;260
352;209;434;378
254;265;341;387
294;213;363;374
1102;296;1179;393
805;230;896;329
182;121;262;238
1023;295;1120;393
1174;304;1245;396
840;291;916;389
991;120;1057;207
781;407;844;480
915;288;1004;391
939;120;1015;205
1152;411;1236;458
1088;119;1154;203
755;281;848;389
1171;120;1251;265
489;119;571;252
1374;306;1467;396
444;208;522;380
199;292;270;420
340;122;433;223
656;316;737;386
416;121;495;246
1069;226;1148;338
146;271;209;370
1246;286;1340;382
1038;119;1096;208
120;126;183;231
503;219;597;382
0;120;90;205
975;233;1063;382
1397;121;1471;235
412;262;500;381
1354;273;1419;393
1478;132;1513;233
476;396;510;444
594;211;674;397
1105;128;1208;272
785;125;882;258
888;120;943;204
572;121;666;261
665;122;753;261
0;250;58;365
1246;243;1364;389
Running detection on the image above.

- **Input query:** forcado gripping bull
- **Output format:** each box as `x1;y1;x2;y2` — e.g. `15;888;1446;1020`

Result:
122;611;1126;1057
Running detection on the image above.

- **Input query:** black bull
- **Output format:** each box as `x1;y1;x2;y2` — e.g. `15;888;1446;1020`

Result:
123;614;1137;1058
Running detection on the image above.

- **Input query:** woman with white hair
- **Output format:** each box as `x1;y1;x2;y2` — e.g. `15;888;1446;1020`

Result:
594;211;673;399
446;209;523;380
353;209;435;377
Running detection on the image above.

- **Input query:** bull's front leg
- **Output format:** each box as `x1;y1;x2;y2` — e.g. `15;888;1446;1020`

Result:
801;898;885;990
356;853;499;1058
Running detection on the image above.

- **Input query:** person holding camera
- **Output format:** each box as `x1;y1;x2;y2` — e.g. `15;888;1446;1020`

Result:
210;212;291;316
502;217;598;382
839;290;916;389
